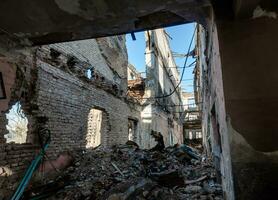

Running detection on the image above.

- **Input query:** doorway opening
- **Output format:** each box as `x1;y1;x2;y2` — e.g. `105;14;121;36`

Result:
86;108;108;148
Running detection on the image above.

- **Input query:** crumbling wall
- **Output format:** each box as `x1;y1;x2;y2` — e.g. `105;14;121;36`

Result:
48;35;128;93
142;29;184;148
48;40;115;82
38;62;127;149
0;36;132;196
0;53;41;197
35;44;130;157
196;17;235;199
96;36;128;80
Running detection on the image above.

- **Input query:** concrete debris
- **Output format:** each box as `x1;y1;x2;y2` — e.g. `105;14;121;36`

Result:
22;143;223;200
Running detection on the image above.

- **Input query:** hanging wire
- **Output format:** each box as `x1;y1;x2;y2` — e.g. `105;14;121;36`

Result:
139;25;197;100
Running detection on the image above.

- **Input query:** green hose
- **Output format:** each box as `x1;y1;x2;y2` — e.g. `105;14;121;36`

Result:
10;130;50;200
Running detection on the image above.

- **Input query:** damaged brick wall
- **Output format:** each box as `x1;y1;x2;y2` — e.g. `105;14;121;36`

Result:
35;37;132;157
0;53;41;197
48;35;128;93
0;36;140;197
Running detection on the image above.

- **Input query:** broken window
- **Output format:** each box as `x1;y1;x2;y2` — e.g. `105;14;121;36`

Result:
86;108;107;148
86;68;94;79
5;102;28;144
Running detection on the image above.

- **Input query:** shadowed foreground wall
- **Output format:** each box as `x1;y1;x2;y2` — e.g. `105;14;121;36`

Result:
217;17;278;200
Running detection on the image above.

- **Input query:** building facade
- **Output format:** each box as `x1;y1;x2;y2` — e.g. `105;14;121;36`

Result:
182;92;202;141
126;29;184;148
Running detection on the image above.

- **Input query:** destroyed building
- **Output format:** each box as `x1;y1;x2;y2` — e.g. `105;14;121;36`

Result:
182;92;202;141
1;0;278;199
127;29;185;149
0;36;140;182
0;27;185;197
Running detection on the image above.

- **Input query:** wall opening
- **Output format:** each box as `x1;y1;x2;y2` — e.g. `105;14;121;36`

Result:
86;108;108;148
86;68;95;80
5;102;28;144
128;118;138;142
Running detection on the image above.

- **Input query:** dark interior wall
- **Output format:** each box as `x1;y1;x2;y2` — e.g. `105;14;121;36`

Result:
0;59;16;142
228;123;278;200
216;16;278;200
217;17;278;152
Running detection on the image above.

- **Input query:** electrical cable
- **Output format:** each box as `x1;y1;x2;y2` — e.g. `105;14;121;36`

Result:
139;25;197;100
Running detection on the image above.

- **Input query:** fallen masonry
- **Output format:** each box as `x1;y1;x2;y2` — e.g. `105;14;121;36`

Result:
21;142;223;200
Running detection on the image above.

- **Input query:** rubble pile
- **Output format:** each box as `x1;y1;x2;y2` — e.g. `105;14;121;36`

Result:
25;143;223;200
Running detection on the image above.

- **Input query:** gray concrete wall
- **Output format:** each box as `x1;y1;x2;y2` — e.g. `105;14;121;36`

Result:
217;16;278;200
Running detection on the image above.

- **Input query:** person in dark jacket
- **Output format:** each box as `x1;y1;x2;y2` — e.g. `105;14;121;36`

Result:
150;130;165;151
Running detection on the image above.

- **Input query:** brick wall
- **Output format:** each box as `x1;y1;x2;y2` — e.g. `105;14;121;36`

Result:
0;36;134;197
47;36;128;92
35;60;132;156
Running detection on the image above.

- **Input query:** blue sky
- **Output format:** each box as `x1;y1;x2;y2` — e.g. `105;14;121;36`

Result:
126;23;196;92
